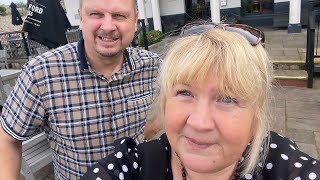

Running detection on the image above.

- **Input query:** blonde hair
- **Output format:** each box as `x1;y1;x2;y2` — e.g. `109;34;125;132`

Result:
158;29;273;176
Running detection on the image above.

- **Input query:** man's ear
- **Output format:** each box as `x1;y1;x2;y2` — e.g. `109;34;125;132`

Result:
135;11;139;32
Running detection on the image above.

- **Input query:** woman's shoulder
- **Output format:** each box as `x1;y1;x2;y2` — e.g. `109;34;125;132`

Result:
80;134;171;180
80;136;140;180
262;131;320;179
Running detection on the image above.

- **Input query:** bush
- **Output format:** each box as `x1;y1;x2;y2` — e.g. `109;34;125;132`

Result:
0;5;7;16
138;30;163;47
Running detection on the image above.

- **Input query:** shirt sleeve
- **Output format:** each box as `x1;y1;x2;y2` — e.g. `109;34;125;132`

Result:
80;137;140;180
263;131;320;179
0;61;46;140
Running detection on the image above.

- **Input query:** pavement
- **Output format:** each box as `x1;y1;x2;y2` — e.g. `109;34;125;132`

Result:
25;27;320;179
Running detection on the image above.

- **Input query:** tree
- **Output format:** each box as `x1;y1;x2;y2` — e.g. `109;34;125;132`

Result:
0;4;7;16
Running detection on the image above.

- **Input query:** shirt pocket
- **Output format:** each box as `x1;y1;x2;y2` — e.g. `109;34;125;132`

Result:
115;94;153;138
126;93;153;113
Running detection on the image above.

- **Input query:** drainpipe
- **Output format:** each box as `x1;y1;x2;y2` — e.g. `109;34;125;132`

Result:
210;0;220;23
151;0;162;32
288;0;302;33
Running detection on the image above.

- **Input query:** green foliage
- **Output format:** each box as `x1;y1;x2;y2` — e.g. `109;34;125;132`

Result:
0;4;7;15
138;30;163;47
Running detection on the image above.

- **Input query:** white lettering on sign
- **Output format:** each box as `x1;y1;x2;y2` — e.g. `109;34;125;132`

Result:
28;4;44;15
27;11;33;16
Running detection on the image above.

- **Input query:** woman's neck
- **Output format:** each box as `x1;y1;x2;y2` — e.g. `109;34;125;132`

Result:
171;152;238;180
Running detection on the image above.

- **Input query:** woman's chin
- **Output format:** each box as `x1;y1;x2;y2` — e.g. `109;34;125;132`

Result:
182;154;218;173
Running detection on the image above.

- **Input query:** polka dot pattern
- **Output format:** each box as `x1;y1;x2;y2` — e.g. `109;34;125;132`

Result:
81;132;320;180
116;152;123;159
245;174;252;179
295;162;302;168
122;165;128;172
133;162;138;169
93;168;99;173
281;154;289;160
309;172;317;179
266;163;273;169
108;164;114;170
261;131;320;180
270;143;277;148
119;172;124;180
290;144;297;150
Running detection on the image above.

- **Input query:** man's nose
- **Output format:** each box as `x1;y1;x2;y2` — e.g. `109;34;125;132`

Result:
100;15;117;31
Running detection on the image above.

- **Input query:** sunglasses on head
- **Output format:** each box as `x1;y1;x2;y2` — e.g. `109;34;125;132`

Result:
180;21;265;47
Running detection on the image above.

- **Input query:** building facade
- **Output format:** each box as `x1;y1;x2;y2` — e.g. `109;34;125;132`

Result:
64;0;316;34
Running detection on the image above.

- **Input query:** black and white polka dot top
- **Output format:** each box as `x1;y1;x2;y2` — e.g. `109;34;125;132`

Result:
80;131;320;180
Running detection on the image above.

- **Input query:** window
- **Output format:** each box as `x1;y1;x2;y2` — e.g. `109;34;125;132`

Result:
242;0;273;15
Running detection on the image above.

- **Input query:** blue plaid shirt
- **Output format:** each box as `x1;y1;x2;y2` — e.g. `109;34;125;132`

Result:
0;39;161;179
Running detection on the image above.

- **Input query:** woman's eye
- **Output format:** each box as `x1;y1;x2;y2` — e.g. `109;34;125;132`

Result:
176;90;193;97
218;96;238;104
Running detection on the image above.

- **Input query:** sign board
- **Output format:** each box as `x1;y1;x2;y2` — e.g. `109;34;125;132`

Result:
221;0;227;6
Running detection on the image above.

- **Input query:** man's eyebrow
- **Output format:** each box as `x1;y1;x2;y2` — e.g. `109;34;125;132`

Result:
83;7;100;13
112;11;130;16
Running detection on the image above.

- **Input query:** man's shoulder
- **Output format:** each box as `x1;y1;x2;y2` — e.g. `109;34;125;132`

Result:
28;42;79;67
42;42;78;60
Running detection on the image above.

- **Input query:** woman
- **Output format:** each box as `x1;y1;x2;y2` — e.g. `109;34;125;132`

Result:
81;22;320;180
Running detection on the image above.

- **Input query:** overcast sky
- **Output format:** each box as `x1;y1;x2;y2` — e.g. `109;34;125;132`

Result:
1;0;27;5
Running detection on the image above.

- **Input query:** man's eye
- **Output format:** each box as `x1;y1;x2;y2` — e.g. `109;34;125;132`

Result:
176;90;193;97
218;96;238;104
114;14;126;19
90;12;101;16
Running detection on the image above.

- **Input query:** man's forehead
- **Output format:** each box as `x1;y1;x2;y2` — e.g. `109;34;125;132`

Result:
80;0;136;10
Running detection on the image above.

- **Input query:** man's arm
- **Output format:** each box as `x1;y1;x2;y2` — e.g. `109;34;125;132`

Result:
0;125;22;179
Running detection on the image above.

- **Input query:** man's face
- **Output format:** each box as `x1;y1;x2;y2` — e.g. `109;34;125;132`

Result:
78;0;138;60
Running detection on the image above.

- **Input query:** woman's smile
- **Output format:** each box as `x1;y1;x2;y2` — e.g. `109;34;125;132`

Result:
184;136;214;150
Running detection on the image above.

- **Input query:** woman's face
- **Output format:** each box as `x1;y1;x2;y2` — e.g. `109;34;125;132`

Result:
165;75;256;174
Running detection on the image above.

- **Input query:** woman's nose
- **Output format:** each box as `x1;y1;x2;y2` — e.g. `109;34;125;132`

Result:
187;101;215;131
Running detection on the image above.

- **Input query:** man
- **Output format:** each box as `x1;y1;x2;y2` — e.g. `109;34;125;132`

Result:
0;0;161;179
